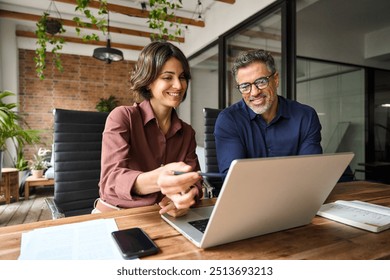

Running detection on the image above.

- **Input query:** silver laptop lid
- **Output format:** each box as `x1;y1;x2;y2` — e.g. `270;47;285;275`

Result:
200;152;354;248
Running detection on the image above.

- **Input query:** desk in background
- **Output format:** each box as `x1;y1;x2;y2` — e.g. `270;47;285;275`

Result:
24;176;54;200
0;168;19;204
357;162;390;184
0;181;390;260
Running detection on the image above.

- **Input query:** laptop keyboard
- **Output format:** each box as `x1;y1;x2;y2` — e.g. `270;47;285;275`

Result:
189;219;209;233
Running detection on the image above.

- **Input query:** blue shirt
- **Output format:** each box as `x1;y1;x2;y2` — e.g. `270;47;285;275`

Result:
214;96;323;174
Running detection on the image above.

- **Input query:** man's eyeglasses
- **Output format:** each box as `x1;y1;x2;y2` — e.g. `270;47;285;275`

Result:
236;72;276;94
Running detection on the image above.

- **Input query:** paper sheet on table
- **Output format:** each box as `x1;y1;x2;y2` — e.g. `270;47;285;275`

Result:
19;218;124;260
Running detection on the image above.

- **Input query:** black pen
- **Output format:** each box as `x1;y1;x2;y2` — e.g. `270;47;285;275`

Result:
173;171;224;178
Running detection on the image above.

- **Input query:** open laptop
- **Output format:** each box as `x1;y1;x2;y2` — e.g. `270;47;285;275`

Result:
161;152;354;248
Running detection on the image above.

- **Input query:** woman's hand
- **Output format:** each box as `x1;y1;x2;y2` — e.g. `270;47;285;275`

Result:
158;196;189;217
157;162;201;216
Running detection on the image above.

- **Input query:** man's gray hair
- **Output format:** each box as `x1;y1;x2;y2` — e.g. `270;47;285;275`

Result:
232;49;276;81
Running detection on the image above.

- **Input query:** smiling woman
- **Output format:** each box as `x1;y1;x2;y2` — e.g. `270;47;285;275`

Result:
95;41;203;217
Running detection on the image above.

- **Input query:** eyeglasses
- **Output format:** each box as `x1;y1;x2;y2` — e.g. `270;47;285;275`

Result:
236;72;276;94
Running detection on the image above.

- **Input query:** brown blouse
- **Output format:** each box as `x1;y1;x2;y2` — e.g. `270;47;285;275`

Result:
99;100;202;208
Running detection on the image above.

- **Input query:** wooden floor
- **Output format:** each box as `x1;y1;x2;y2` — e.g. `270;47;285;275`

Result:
0;187;53;227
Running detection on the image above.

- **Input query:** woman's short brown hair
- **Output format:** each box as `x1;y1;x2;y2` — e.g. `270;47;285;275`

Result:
130;41;191;101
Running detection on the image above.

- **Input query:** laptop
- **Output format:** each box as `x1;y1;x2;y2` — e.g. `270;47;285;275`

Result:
161;152;354;248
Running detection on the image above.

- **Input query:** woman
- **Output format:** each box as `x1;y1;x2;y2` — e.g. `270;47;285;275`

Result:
95;42;202;217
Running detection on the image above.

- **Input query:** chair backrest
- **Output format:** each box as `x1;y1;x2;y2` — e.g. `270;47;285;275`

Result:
203;107;223;197
53;108;109;217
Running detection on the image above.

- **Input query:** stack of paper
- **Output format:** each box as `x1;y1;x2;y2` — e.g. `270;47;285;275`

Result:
19;218;124;260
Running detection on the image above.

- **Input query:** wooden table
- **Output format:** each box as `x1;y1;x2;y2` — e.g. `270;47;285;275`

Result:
0;180;390;260
0;168;19;204
24;176;54;200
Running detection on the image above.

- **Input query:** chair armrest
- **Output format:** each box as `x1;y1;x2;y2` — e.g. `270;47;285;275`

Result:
44;197;66;219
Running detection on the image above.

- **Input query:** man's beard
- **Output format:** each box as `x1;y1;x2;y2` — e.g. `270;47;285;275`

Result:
247;95;273;115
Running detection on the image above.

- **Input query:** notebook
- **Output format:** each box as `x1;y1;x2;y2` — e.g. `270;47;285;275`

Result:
161;152;354;248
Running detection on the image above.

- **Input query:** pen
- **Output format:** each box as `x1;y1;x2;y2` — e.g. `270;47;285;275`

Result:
173;171;224;178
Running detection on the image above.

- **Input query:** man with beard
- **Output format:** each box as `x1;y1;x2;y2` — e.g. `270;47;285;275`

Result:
214;49;323;175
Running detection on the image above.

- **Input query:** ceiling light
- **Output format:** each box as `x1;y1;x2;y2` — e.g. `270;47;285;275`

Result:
92;11;123;64
93;39;123;64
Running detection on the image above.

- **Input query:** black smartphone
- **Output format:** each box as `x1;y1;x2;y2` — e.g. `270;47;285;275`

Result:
111;227;159;259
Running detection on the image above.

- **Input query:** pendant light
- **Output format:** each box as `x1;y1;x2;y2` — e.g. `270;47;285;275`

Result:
93;11;123;64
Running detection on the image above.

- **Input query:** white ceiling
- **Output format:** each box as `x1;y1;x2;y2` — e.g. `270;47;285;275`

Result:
1;0;390;67
297;0;390;70
304;0;390;33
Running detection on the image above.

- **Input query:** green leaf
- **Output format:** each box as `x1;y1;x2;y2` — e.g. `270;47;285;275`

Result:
147;0;184;43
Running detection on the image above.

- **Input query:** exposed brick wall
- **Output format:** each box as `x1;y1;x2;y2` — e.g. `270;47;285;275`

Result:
18;49;136;160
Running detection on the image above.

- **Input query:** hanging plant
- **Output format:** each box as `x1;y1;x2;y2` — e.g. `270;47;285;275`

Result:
34;12;66;80
34;0;108;80
34;0;185;79
148;0;183;42
73;0;108;41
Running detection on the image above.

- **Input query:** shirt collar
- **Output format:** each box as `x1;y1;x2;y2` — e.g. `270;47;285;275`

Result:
139;99;155;125
240;95;291;122
139;100;182;134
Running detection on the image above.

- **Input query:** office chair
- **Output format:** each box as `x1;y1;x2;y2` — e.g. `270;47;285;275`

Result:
203;107;223;198
45;108;109;218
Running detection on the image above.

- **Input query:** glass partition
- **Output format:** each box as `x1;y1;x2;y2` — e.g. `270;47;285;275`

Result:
296;58;365;178
374;70;390;162
187;44;219;148
225;9;283;106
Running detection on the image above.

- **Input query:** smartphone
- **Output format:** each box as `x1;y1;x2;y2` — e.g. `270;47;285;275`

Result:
112;227;159;259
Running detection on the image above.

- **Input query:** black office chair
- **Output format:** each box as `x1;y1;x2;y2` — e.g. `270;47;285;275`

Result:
203;107;223;198
45;108;109;218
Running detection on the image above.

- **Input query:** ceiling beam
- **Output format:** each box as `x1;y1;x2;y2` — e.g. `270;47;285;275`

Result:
16;30;144;51
0;9;184;43
240;30;281;41
216;0;236;3
55;0;205;27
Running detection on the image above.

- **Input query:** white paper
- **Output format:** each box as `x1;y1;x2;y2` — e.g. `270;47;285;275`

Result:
19;218;124;260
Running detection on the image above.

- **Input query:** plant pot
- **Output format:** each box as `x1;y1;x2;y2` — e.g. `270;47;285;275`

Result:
45;18;62;35
32;169;44;179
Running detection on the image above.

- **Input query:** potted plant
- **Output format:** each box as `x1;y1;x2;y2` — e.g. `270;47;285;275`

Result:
15;149;30;186
34;12;66;80
45;18;63;35
29;148;50;178
0;90;42;177
35;0;108;80
95;95;119;112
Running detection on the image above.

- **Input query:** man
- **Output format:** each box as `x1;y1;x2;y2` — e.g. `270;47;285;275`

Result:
215;49;322;175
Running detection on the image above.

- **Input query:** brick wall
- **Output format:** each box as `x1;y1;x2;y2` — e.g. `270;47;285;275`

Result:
18;49;136;159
